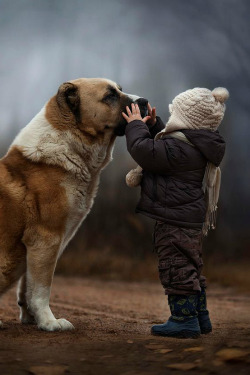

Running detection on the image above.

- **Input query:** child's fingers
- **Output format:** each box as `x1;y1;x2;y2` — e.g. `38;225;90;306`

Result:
126;106;132;115
147;103;152;115
152;107;156;117
135;104;141;115
131;103;136;115
142;115;151;123
122;112;129;121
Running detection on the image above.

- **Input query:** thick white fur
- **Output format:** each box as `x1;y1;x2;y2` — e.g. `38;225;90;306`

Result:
124;93;140;102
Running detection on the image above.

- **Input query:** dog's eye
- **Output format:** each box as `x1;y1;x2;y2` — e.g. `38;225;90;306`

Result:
103;90;119;103
105;93;116;100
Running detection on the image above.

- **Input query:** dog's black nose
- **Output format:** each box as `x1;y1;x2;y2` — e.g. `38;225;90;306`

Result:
135;98;148;107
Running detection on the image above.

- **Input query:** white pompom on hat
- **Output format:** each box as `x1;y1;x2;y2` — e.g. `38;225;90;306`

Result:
211;87;230;103
157;87;229;137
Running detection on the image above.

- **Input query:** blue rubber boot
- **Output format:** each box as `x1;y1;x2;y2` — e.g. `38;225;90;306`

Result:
197;287;212;334
151;295;201;338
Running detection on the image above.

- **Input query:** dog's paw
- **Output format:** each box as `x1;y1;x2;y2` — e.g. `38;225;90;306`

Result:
38;318;75;332
20;310;36;325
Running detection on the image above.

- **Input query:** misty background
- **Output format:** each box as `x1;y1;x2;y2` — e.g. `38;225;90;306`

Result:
0;0;249;287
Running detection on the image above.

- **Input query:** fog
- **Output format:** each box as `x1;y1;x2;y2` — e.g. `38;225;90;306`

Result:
0;0;249;263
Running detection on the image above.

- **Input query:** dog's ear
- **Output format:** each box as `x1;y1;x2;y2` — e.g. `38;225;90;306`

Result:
56;82;80;114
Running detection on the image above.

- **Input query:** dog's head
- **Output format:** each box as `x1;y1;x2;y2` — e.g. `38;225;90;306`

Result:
47;78;148;141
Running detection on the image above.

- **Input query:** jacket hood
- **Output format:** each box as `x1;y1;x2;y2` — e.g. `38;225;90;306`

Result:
181;129;225;166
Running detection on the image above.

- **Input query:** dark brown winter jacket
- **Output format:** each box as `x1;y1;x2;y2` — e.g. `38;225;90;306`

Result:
125;117;226;228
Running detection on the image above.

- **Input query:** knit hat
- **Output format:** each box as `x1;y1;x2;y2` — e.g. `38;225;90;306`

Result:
156;87;229;137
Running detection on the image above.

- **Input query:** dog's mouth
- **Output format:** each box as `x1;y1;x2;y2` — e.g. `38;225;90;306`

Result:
114;98;148;137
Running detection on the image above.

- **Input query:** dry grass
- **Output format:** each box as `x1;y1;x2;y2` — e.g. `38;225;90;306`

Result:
203;258;250;292
56;247;250;292
56;247;159;282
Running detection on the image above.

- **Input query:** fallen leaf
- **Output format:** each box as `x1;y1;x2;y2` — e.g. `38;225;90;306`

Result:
29;365;69;375
212;359;224;367
194;359;202;363
167;363;197;371
156;349;173;354
184;346;204;352
145;344;167;350
216;348;249;362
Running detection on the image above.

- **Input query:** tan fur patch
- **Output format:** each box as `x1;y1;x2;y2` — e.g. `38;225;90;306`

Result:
0;146;68;292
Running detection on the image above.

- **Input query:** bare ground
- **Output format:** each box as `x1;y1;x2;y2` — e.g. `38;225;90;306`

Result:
0;277;250;375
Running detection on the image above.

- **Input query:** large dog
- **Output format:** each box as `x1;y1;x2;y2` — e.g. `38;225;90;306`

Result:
0;78;147;331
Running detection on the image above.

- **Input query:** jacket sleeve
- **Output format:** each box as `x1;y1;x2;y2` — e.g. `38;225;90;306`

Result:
125;119;181;174
148;116;165;138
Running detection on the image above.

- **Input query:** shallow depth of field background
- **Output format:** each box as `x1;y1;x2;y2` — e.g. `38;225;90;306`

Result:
0;0;249;289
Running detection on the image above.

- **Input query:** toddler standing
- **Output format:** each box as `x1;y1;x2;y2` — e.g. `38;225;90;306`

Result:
122;87;228;338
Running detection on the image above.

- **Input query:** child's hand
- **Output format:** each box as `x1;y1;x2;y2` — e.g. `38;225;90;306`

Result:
122;103;151;124
146;103;157;126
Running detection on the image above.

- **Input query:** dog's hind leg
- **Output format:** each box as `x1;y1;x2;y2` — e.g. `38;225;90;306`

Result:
17;274;35;324
25;233;74;332
0;242;26;328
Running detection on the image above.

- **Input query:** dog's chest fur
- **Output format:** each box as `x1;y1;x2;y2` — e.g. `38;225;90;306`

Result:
10;107;114;257
59;170;102;256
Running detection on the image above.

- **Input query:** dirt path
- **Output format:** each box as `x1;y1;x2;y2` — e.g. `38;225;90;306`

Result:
0;277;249;375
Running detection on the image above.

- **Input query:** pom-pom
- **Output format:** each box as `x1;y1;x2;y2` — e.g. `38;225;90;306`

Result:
126;166;143;187
212;87;229;103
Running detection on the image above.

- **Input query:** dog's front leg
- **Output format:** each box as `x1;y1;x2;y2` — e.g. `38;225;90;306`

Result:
25;240;74;332
17;274;35;324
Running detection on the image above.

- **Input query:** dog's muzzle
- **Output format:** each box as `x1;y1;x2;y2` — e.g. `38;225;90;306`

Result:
114;97;148;136
135;97;148;117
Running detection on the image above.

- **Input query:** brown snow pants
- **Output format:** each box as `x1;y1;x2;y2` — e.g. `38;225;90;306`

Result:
153;221;206;295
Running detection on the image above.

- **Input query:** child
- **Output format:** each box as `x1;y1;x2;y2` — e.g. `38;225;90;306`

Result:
122;87;228;338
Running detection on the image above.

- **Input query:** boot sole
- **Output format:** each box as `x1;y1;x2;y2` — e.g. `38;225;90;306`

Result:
151;329;200;339
200;328;212;334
